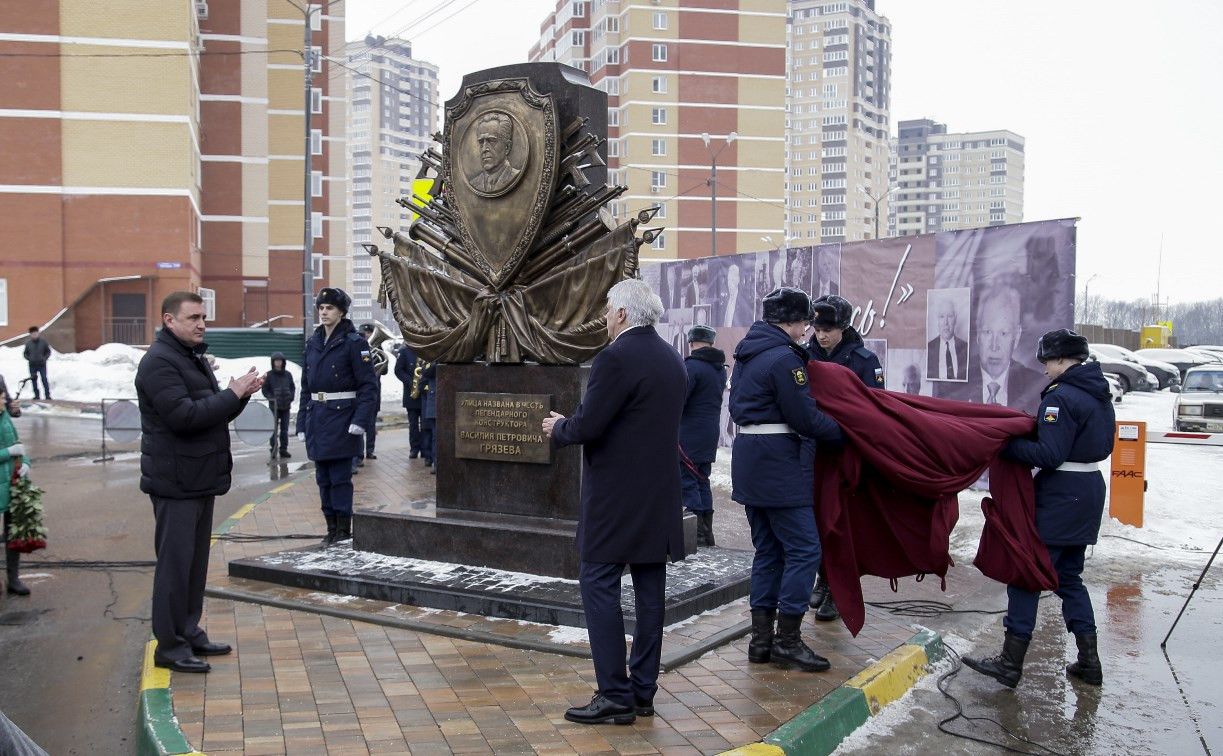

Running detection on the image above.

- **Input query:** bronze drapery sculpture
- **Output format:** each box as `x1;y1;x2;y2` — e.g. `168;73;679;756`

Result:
365;66;661;365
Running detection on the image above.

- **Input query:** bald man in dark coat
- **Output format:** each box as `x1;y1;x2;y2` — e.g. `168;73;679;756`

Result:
543;279;687;726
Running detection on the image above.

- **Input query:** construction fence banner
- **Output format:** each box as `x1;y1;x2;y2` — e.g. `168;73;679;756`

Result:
641;218;1077;447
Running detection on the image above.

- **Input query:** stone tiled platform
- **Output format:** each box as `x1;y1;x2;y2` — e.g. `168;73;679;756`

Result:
154;425;996;754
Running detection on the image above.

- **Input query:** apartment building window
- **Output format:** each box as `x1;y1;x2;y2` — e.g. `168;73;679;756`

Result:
651;139;666;156
653;203;666;219
572;31;585;45
310;45;322;73
608;108;619;126
651;171;667;189
653;12;667;29
607;47;620;64
652;43;668;62
822;115;846;126
990;137;1005;146
607;139;619;157
825;66;848;77
312;212;323;238
821;178;846;189
990;212;1005;221
823;51;848;62
572;2;585;16
310;87;322;113
311;129;323;155
311;171;323;197
0;279;7;326
990;187;1005;196
607;16;619;32
652;76;667;93
989;175;1005;184
652;107;667;124
651;233;665;250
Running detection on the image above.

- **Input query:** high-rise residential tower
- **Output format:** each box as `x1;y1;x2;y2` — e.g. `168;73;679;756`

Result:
889;118;1025;236
531;0;788;261
785;0;892;243
344;36;440;328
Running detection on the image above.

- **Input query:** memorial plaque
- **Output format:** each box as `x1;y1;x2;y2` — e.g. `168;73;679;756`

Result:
455;392;551;463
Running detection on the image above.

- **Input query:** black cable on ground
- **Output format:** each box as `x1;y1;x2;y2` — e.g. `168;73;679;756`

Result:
866;599;1008;618
214;533;324;542
935;646;1070;756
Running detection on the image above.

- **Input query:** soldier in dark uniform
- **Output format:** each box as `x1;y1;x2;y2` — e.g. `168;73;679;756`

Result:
352;323;383;471
679;325;727;547
296;288;379;545
730;287;844;672
418;359;438;472
805;293;884;621
964;329;1115;688
393;345;424;459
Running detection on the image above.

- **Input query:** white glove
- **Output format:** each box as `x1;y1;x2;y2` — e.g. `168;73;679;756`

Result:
347;424;365;436
297;432;306;442
6;443;24;458
17;463;29;479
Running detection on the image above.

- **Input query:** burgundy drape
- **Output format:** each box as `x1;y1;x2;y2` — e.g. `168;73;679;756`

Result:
806;361;1058;636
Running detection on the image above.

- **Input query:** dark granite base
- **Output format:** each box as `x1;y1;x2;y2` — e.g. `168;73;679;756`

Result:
228;544;753;630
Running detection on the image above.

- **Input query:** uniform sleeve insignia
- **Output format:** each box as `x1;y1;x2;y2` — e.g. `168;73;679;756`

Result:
874;367;884;384
1043;406;1060;423
793;367;807;386
361;350;371;362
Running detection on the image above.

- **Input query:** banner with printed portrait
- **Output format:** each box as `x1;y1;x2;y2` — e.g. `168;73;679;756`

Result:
644;218;1078;446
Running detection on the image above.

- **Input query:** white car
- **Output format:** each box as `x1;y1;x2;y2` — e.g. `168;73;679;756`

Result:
1091;343;1181;390
1173;365;1223;433
1103;373;1124;404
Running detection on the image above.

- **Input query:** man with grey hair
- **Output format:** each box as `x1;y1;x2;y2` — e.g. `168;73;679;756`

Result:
468;111;521;193
542;278;688;725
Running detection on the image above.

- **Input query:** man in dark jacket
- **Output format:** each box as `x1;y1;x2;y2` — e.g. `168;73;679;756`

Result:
135;291;263;673
730;287;844;673
393;344;424;459
805;294;883;621
680;325;726;547
22;327;51;401
354;323;383;468
965;329;1115;689
261;352;296;458
296;289;379;545
418;359;437;472
543;278;687;726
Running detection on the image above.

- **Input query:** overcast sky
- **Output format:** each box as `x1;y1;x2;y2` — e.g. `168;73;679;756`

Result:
342;0;1223;306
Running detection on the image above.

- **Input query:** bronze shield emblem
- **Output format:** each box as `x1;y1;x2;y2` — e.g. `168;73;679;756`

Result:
444;79;557;287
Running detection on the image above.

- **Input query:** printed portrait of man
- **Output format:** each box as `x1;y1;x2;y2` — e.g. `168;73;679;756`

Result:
926;290;969;382
467;111;522;194
814;245;840;297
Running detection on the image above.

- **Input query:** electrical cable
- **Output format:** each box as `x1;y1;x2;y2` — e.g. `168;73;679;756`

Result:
865;599;1008;618
935;646;1071;756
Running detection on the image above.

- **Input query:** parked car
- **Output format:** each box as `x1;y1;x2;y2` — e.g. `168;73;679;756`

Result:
1173;365;1223;432
1090;343;1181;390
1184;347;1223;364
1103;373;1124;404
1087;349;1155;393
1137;348;1218;382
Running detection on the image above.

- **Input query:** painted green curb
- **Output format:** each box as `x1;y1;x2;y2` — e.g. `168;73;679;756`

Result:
728;630;946;756
765;686;870;756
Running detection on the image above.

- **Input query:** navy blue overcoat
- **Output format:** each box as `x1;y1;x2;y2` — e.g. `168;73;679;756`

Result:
295;319;379;461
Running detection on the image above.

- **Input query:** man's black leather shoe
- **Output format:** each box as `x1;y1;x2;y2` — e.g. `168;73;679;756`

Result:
192;641;232;656
564;693;636;725
634;696;654;717
366;453;377;460
154;656;211;673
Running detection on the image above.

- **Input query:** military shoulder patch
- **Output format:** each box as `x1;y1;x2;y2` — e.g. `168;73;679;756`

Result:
1043;406;1060;423
874;367;885;384
792;367;807;386
360;350;371;362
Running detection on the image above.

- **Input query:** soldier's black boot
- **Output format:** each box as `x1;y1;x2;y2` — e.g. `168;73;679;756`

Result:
748;609;776;664
770;613;830;672
815;594;840;622
5;550;29;596
809;575;829;609
1067;632;1103;685
964;632;1029;689
335;516;353;543
320;515;337;546
702;512;716;547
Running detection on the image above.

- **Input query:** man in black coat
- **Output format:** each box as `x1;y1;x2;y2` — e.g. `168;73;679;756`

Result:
393;344;424;459
543;278;687;726
261;352;295;458
680;325;726;547
22;327;51;400
135;291;263;673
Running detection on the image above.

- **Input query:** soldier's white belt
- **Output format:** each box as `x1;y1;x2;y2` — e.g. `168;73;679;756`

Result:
1054;461;1099;472
314;391;357;401
739;423;796;435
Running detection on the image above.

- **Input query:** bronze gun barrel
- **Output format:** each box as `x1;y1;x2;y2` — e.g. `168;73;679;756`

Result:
407;221;487;282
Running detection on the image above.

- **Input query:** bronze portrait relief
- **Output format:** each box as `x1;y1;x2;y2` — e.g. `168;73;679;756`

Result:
463;110;528;197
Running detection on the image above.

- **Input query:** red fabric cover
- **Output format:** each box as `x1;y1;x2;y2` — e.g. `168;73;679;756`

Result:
806;360;1058;636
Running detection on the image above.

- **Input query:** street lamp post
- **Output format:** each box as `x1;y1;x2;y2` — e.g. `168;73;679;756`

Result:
701;132;737;257
1082;273;1101;322
858;185;898;240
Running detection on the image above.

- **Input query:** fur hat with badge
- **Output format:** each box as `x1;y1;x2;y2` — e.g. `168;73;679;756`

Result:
1036;328;1089;363
314;287;351;315
687;325;717;344
810;294;852;329
762;287;814;324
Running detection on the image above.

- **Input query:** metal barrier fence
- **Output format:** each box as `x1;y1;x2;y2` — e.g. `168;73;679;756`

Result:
94;398;277;463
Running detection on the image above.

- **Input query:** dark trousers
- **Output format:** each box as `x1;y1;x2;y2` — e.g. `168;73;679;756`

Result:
364;422;377;456
315;458;354;516
406;408;422;454
270;408;290;451
679;461;713;513
579;561;667;707
1005;544;1095;641
745;505;822;616
421;418;435;464
151;495;214;662
27;365;48;399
